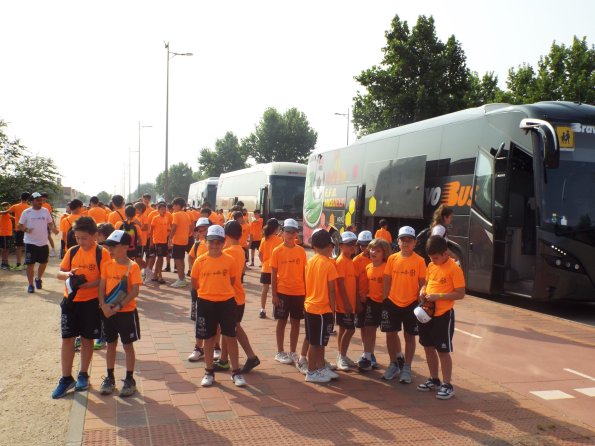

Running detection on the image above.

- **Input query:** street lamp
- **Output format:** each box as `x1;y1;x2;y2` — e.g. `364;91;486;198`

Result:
138;121;152;195
334;108;350;146
164;41;193;202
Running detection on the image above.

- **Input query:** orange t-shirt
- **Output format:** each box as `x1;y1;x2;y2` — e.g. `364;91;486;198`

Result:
42;202;53;214
108;208;126;226
191;253;239;302
365;262;386;302
270;244;307;296
147;209;159;224
425;258;465;317
304;253;338;315
59;214;69;241
335;253;357;313
217;213;225;226
101;259;142;312
240;222;250;247
250;219;263;241
189;238;208;259
384;252;426;307
208;213;219;226
150;214;171;244
8;203;29;228
375;228;392;244
0;214;13;236
224;244;246;305
353;252;372;299
87;207;107;223
259;234;283;273
171;211;191;246
62;214;83;241
61;244;111;301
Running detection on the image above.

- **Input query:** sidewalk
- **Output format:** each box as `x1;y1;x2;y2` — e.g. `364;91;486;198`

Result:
74;266;595;446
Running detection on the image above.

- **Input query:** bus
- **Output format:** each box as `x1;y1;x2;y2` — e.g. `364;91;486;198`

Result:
187;177;218;208
303;101;595;301
216;162;307;225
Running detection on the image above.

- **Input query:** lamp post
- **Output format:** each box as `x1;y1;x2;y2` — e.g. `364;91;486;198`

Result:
138;121;152;196
334;108;350;146
164;42;193;202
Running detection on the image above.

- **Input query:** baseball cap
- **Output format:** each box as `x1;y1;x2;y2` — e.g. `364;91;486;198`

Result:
283;218;299;231
31;192;42;199
206;225;225;241
357;230;373;245
414;302;435;324
311;228;333;248
340;231;357;244
398;226;416;239
195;217;211;228
101;230;131;247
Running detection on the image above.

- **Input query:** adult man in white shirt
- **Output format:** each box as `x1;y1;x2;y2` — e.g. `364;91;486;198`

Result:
18;192;58;293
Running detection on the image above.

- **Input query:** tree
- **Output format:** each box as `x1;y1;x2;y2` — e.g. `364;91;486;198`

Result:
96;191;111;204
0;120;61;204
197;132;247;177
242;107;317;163
465;71;504;107
128;182;157;203
155;162;195;202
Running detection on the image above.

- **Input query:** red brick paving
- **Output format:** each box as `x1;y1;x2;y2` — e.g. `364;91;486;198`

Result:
78;265;595;445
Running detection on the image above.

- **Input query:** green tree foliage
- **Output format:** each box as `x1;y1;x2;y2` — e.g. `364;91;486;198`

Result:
128;182;157;203
241;108;317;163
505;36;594;104
96;191;111;204
155;162;195;202
465;71;504;107
0;120;61;203
197;132;247;177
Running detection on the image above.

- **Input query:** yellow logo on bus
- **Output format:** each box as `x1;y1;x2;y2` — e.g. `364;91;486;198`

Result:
556;126;574;150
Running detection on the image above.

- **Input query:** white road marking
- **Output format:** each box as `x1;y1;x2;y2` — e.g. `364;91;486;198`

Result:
530;390;574;400
564;368;595;381
454;328;482;339
575;387;595;397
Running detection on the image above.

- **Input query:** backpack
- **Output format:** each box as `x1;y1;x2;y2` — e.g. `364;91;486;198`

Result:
121;220;140;253
66;219;78;249
68;244;103;273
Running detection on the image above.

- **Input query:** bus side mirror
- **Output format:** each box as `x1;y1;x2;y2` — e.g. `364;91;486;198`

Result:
520;119;560;169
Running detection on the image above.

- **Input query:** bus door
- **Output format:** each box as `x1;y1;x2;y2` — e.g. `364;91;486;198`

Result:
344;186;362;231
259;186;269;220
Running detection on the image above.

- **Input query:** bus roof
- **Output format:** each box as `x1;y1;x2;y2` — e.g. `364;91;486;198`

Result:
219;162;306;179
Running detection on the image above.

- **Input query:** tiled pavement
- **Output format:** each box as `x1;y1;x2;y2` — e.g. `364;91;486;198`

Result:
73;266;595;446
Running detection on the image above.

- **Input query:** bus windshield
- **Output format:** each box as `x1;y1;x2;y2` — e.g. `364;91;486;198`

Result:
206;184;217;206
270;175;305;220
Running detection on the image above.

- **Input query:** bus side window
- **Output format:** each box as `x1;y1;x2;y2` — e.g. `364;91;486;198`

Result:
474;153;493;220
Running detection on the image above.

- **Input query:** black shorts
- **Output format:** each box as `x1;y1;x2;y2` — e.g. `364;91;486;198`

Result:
126;247;141;260
250;240;261;250
14;231;24;247
355;298;383;328
304;312;334;346
236;303;245;323
186;236;195;253
172;244;186;260
102;309;141;344
0;236;10;249
336;312;356;330
155;243;168;257
144;239;155;258
60;298;102;339
273;293;305;320
419;309;455;353
24;244;49;265
260;272;271;284
195;297;237;339
381;299;419;335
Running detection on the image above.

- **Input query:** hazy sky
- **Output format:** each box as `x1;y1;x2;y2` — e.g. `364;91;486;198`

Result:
1;0;593;199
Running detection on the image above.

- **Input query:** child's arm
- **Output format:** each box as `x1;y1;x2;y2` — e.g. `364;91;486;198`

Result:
114;284;140;310
98;278;115;318
337;278;352;314
271;267;279;306
425;287;465;303
328;279;336;312
382;274;391;302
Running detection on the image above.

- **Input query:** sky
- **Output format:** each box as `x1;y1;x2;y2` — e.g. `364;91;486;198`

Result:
1;0;593;199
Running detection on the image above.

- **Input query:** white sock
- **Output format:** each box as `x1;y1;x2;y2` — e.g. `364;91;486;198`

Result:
364;352;372;360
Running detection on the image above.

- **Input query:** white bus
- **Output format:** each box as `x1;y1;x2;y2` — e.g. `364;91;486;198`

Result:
187;177;218;208
216;162;306;224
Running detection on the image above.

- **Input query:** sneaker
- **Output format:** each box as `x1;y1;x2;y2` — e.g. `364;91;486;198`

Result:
371;354;379;369
11;264;24;271
188;346;205;362
436;383;455;400
213;348;222;360
231;372;247;387
120;378;136;397
51;376;75;399
74;337;81;351
305;370;331;383
99;376;116;395
0;264;8;270
324;360;337;371
343;356;357;368
164;266;171;272
75;372;90;391
399;365;412;384
259;310;266;319
336;357;350;371
241;356;261;374
322;367;339;380
157;278;166;284
417;377;441;392
213;359;230;371
34;277;42;289
396;353;405;371
93;339;106;350
27;285;35;294
381;362;400;380
296;357;309;375
170;279;188;288
275;352;293;364
357;356;372;372
201;371;215;387
250;262;255;266
289;352;299;364
49;250;56;258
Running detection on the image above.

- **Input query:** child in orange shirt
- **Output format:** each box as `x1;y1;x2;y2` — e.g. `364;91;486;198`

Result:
258;218;282;319
148;203;171;285
114;206;142;261
248;209;263;266
382;226;426;382
0;202;14;269
417;235;465;400
374;219;393;245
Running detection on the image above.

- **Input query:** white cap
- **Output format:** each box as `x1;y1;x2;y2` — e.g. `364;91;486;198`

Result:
398;226;416;239
196;217;210;227
340;231;357;243
414;305;432;324
31;192;42;199
283;218;299;231
102;229;132;246
206;225;225;240
357;230;373;244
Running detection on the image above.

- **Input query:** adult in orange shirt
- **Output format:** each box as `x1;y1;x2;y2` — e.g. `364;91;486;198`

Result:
357;238;391;372
147;203;171;285
169;197;191;287
107;195;126;226
52;216;111;399
1;192;31;269
417;235;465;400
248;209;263;266
381;226;426;383
191;225;246;387
303;228;338;383
374;219;393;246
0;201;14;269
270;218;307;366
257;218;283;319
88;196;107;223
